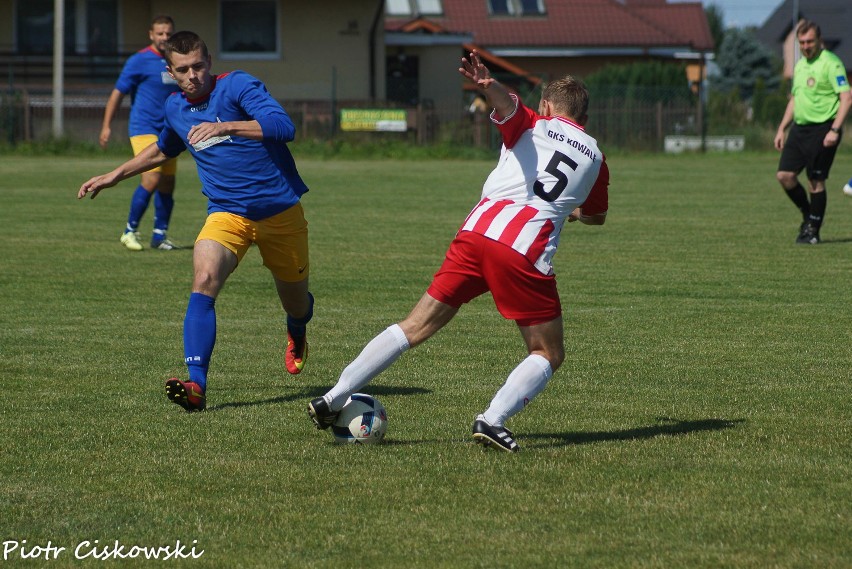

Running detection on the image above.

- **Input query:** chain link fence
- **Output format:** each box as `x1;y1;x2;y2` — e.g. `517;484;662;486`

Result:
0;84;780;153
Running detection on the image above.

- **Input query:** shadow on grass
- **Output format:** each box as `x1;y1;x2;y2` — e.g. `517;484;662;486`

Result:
525;417;744;448
204;385;431;412
816;237;852;244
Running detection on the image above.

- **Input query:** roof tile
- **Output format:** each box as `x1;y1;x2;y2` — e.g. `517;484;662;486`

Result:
387;0;713;51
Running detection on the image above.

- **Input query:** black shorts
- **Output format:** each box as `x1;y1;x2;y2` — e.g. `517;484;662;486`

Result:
778;121;841;181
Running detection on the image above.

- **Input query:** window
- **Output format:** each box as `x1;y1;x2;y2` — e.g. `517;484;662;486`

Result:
15;0;118;55
488;0;513;16
84;0;118;55
518;0;545;15
220;0;278;58
16;0;71;54
386;0;443;17
488;0;545;17
386;53;419;105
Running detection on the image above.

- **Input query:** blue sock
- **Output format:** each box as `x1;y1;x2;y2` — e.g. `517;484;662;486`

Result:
184;292;216;392
126;185;153;233
152;191;174;239
286;292;314;340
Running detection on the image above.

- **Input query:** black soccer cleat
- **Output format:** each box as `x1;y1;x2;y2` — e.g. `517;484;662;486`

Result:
307;397;338;430
796;223;821;245
472;418;520;453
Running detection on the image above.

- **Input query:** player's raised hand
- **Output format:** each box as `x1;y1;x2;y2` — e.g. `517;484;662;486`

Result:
459;50;495;90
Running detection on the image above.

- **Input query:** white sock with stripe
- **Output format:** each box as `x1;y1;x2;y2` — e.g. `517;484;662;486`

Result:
482;354;553;426
326;324;410;410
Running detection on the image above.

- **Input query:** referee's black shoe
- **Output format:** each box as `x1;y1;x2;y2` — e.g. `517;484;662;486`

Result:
472;417;520;452
796;223;821;245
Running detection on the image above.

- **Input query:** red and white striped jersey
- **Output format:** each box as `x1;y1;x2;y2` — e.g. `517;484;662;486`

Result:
459;95;609;275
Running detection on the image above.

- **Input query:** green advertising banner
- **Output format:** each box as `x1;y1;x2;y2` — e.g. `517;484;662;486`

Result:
340;109;407;132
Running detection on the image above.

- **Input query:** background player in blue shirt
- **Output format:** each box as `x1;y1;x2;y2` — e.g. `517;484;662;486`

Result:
99;15;181;251
79;31;314;411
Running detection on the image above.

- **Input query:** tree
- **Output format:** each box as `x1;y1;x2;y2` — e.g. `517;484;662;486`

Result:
705;3;724;55
711;27;780;100
583;61;696;148
584;60;692;102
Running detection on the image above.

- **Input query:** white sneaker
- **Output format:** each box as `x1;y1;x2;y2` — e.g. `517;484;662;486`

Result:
843;182;852;197
120;231;143;251
152;238;179;251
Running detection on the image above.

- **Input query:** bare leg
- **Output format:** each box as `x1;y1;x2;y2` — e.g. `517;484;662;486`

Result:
273;277;311;318
178;239;239;393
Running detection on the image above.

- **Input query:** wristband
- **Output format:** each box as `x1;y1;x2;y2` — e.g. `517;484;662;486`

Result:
830;127;840;133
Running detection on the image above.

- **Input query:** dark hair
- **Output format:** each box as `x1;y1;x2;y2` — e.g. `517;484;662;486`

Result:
796;19;821;39
541;75;590;120
150;15;174;29
163;31;209;66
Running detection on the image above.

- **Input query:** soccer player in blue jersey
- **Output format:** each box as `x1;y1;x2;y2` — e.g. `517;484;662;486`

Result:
79;31;313;411
99;15;181;251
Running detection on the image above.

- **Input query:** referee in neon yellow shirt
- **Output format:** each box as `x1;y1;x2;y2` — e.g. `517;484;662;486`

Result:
774;19;851;245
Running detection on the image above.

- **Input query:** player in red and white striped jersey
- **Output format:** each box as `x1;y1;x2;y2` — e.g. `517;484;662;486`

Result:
309;51;609;452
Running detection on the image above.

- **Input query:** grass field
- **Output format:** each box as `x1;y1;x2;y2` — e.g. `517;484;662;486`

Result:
1;151;851;568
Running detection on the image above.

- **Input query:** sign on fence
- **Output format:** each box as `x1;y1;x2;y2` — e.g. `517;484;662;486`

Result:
340;109;407;132
664;135;745;153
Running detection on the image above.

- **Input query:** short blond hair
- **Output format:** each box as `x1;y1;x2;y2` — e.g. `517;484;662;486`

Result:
541;75;589;120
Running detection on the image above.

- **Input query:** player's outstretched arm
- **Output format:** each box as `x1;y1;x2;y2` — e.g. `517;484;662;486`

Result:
459;50;515;119
78;172;121;200
99;89;124;149
77;143;171;200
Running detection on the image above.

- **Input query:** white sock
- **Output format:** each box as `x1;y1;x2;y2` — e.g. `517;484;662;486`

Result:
482;354;553;426
326;324;410;410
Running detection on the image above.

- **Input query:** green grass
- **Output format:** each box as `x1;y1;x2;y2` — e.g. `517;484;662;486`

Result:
1;152;851;567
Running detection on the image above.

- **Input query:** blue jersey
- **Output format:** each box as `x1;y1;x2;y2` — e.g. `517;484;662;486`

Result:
157;71;309;220
115;46;179;136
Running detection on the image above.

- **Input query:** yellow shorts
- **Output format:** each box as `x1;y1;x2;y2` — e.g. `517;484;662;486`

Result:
197;204;309;282
130;134;178;176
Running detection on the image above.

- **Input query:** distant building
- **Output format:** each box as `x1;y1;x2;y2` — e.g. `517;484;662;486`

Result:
755;0;851;79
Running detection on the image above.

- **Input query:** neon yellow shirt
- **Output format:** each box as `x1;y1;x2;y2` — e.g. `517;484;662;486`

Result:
792;48;850;124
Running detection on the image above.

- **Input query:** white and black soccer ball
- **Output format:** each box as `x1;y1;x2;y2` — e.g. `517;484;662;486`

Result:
331;394;387;445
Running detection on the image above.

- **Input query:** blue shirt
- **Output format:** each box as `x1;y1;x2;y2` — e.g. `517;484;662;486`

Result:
114;46;180;136
157;71;309;220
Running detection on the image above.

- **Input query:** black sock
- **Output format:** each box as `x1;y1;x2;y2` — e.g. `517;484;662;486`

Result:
808;191;826;229
784;183;810;220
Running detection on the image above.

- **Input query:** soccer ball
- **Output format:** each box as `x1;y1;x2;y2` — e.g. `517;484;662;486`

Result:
331;394;387;445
